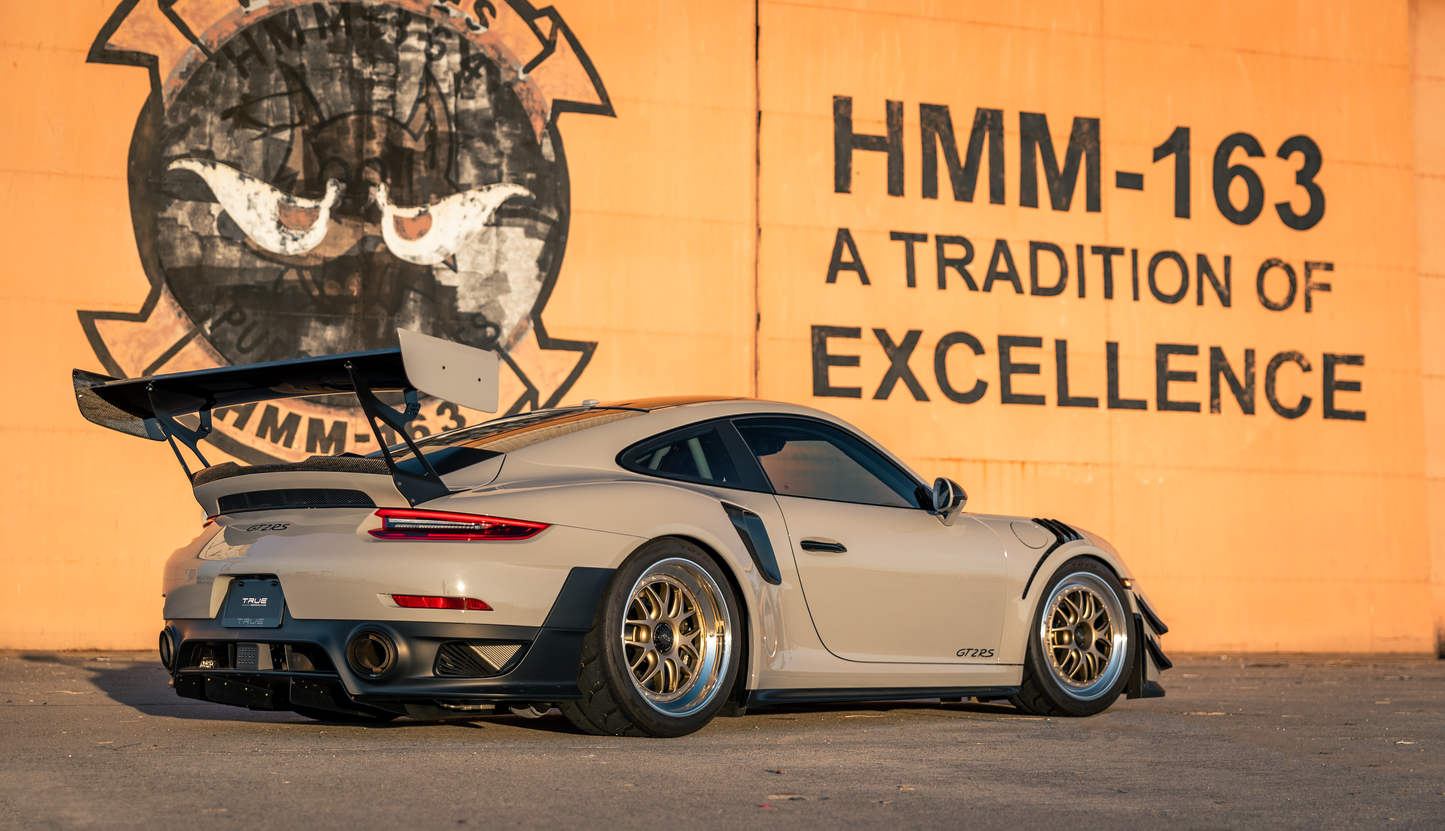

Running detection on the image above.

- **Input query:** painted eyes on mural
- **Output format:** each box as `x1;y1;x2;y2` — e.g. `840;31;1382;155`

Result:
168;158;534;266
374;182;534;267
168;159;344;257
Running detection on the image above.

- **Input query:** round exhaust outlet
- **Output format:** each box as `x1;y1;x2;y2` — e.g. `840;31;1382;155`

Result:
158;628;176;670
346;631;397;678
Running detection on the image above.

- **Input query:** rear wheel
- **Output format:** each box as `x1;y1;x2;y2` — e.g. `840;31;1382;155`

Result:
561;538;740;738
1012;557;1133;717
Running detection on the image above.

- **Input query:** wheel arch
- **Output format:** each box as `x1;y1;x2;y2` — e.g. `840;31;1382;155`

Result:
666;533;755;704
1019;543;1141;641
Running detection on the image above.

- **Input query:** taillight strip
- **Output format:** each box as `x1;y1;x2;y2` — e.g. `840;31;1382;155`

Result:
392;594;492;611
369;508;548;541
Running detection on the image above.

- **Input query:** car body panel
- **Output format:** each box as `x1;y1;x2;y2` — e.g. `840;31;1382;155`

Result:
777;496;1008;664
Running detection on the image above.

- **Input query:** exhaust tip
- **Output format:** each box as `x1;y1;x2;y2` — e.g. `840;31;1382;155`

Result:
158;628;176;670
346;631;397;678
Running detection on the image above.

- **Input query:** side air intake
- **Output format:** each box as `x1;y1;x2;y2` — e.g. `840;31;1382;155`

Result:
217;489;377;514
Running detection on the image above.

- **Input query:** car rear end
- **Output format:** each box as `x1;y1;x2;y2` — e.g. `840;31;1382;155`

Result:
159;442;638;720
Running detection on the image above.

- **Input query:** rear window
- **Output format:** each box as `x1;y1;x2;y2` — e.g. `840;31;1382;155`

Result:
620;425;745;486
376;407;642;474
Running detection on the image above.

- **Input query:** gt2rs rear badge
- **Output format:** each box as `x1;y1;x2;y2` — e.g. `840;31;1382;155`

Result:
80;0;613;463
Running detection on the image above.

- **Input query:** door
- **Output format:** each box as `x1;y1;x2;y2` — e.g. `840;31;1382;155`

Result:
734;417;1007;663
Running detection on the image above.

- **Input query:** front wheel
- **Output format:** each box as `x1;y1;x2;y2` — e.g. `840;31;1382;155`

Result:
561;538;741;737
1012;557;1133;717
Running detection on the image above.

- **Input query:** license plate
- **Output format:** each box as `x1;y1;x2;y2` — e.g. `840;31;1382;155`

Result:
222;579;285;628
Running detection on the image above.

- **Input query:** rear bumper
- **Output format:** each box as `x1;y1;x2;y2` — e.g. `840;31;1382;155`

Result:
167;566;612;717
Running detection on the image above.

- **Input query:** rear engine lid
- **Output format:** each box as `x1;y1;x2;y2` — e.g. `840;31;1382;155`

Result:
194;462;407;517
193;452;507;517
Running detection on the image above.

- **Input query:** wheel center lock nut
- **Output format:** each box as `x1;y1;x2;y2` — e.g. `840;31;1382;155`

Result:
654;622;675;653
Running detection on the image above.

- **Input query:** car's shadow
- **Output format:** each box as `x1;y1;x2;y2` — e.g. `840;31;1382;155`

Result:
52;653;1033;731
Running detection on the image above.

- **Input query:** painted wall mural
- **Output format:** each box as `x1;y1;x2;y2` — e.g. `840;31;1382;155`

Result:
79;0;613;463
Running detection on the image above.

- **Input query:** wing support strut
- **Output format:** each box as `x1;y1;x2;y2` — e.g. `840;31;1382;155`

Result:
147;383;213;479
346;361;449;506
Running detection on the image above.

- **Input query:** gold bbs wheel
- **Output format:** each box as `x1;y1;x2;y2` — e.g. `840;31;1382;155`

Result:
1038;572;1128;701
620;558;732;717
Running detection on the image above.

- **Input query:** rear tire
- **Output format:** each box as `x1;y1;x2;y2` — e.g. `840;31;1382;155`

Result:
1012;557;1133;717
560;538;741;738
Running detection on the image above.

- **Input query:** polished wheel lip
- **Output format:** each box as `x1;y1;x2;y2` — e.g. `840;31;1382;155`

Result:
620;557;732;717
1038;572;1127;701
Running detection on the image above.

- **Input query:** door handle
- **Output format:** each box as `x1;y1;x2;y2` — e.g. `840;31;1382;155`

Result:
800;539;847;554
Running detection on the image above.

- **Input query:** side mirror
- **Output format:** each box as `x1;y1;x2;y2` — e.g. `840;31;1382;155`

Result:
931;477;967;526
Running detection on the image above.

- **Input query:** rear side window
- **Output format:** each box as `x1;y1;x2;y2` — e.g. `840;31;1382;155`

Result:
620;424;758;489
733;417;923;508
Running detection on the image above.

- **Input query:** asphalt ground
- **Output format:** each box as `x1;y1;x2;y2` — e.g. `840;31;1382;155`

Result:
1;652;1442;830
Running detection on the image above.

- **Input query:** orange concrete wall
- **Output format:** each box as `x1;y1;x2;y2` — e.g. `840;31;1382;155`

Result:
0;0;1437;653
1414;0;1445;657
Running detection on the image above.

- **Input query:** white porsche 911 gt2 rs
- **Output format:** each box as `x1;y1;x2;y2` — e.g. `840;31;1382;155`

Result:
74;330;1170;737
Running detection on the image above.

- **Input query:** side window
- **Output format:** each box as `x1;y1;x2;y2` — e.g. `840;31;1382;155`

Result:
620;425;747;487
733;418;923;508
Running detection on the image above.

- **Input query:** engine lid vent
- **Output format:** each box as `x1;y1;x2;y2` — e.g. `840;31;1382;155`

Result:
218;488;376;514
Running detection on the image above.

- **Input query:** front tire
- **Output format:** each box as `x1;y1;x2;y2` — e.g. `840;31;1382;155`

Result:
1012;557;1133;717
561;538;741;738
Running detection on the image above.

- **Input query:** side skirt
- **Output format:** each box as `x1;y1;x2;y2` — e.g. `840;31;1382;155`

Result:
745;686;1021;707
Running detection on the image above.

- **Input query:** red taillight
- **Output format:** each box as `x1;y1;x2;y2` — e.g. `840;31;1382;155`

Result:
369;508;548;541
391;594;493;611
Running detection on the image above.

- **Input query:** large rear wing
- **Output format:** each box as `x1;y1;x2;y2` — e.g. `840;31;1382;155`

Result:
73;329;499;505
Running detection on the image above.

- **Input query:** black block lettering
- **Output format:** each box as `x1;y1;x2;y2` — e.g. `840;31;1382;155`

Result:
889;231;928;288
1155;344;1200;412
1148;251;1189;305
998;336;1045;405
935;332;988;404
1197;254;1232;307
984;239;1024;294
1209;347;1255;415
1030;241;1069;297
873;329;930;401
1107;342;1147;410
1019;113;1101;212
305;418;348;454
920;106;1004;204
1265;350;1312;418
1305;261;1333;313
935;235;978;290
1091;246;1124;300
1055;340;1098;408
1323;353;1365;421
826;228;870;284
256;405;301;448
1257;259;1297;311
834;96;904;196
811;326;863;398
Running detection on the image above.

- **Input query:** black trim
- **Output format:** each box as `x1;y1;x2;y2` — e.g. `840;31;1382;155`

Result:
721;503;782;584
1137;593;1169;635
1020;518;1084;599
1145;633;1174;671
1126;613;1147;699
799;540;847;554
541;567;614;630
746;686;1020;707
